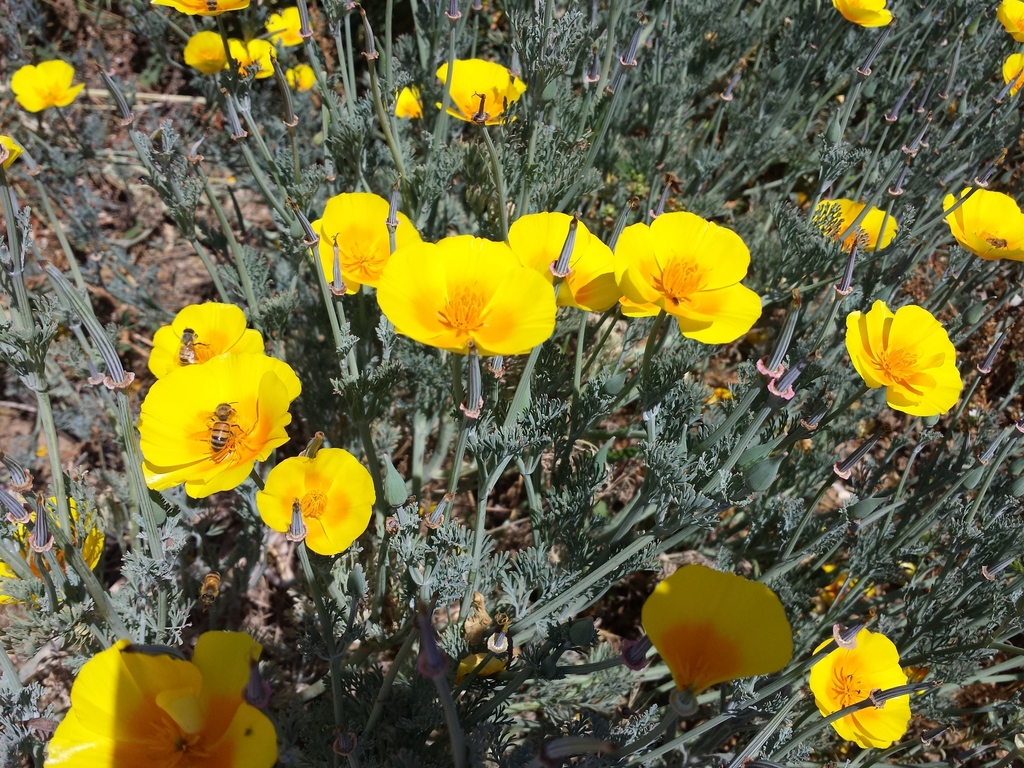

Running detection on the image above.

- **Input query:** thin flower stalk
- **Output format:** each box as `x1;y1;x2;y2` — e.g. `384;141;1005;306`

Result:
193;162;257;310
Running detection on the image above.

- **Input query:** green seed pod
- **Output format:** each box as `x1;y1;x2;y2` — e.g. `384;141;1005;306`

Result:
964;303;986;326
289;219;304;240
745;452;786;493
962;466;985;490
383;454;407;508
603;371;627;395
826;115;842;143
1010;475;1024;497
967;14;980;35
567;618;598;648
923;415;941;428
594;437;615;469
849;496;889;519
1010;457;1024;476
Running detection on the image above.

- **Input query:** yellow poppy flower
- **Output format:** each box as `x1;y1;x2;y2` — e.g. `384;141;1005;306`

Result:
614;212;762;344
286;64;315;91
0;135;23;170
256;448;374;556
845;300;962;417
998;0;1024;41
266;7;302;46
642;565;793;695
0;497;104;604
1002;54;1024;97
508;212;621;312
809;628;911;748
10;61;85;113
47;631;277;767
139;353;301;498
454;653;507;684
311;192;422;293
184;30;229;75
228;39;276;79
396;85;423;119
378;235;557;355
830;0;893;27
148;302;265;379
151;0;249;16
815;199;898;251
435;59;526;125
942;188;1024;262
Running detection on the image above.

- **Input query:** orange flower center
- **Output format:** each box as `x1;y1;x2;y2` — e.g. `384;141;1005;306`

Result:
343;246;387;282
658;621;742;693
877;347;920;390
829;661;869;709
438;285;487;337
653;259;706;306
301;490;328;520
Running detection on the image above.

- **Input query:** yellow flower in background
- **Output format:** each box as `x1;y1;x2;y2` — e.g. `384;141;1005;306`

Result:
642;565;793;696
509;212;621;312
0;498;104;604
266;7;303;46
809;628;911;748
151;0;249;15
47;631;277;768
256;448;375;556
435;59;526;125
997;0;1024;41
396;85;423;119
378;235;557;355
228;39;276;79
845;300;962;417
311;192;421;293
139;352;301;498
830;0;893;27
184;30;228;75
943;188;1024;261
286;64;315;91
1002;54;1024;96
455;653;507;684
614;212;762;344
0;135;23;169
10;60;85;113
148;302;265;379
815;199;898;251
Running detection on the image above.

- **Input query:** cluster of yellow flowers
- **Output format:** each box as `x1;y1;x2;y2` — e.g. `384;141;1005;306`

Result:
641;565;912;748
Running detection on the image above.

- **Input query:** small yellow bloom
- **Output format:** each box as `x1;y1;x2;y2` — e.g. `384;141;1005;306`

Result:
998;0;1024;41
152;0;249;15
830;0;893;27
845;300;962;417
1002;54;1024;97
0;498;104;604
286;64;315;91
396;85;423;119
139;353;301;498
47;631;277;767
809;628;911;748
614;211;762;344
228;38;276;79
378;235;557;355
10;60;85;113
508;212;620;312
311;192;422;293
704;386;733;404
148;302;265;379
256;448;375;556
435;59;526;125
184;30;228;75
942;188;1024;262
266;7;303;46
642;565;793;696
815;199;898;252
455;653;508;684
0;135;23;170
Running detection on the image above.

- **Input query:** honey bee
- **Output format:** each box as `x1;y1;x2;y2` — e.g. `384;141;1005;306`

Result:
205;0;218;11
209;403;240;455
986;237;1008;249
179;328;199;366
199;572;221;608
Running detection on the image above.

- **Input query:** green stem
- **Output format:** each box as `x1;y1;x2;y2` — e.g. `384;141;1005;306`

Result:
188;237;232;304
195;164;256;311
363;630;416;737
431;22;460;158
478;125;509;241
573;311;587;394
503;345;543;429
33;179;86;292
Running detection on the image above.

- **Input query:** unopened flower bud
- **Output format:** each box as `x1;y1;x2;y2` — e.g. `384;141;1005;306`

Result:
286;500;308;542
383;453;408;507
356;5;379;60
221;91;248;140
29;501;54;553
303;432;325;458
98;70;135;125
187;135;206;164
0;487;31;524
1;451;33;492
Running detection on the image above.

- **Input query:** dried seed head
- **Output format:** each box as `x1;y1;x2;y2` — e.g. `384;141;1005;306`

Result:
833;623;858;649
1;451;33;493
29;501;54;553
0;487;32;524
